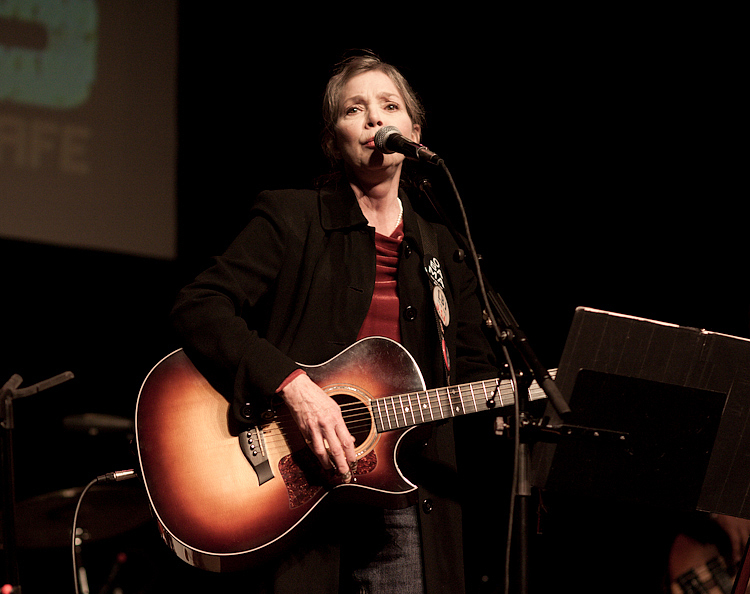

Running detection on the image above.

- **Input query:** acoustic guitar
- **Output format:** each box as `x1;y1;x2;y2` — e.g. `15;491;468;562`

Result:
135;336;548;571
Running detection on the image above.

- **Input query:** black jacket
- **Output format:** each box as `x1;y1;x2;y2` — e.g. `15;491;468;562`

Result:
170;179;497;593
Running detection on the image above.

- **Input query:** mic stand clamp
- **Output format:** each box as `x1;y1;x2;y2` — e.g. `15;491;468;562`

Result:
1;371;74;591
495;415;630;446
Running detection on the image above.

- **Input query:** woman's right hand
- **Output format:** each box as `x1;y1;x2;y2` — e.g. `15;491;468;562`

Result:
280;373;357;481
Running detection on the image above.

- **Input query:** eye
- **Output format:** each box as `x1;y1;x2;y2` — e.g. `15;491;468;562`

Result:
344;105;361;116
385;102;399;111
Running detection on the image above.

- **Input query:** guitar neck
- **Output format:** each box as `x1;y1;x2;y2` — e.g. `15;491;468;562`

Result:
370;373;552;433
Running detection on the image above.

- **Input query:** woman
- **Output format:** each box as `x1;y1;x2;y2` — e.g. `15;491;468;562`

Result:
171;52;497;594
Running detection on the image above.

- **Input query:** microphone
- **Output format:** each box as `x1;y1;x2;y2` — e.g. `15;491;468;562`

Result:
374;126;442;165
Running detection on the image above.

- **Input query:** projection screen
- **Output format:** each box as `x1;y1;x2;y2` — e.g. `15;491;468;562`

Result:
0;0;177;259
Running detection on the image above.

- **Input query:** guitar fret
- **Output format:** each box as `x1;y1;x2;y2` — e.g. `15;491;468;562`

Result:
487;380;499;407
475;383;487;410
460;386;470;412
425;390;434;421
482;382;490;408
506;381;515;406
451;386;464;416
375;398;386;432
407;394;416;425
477;384;487;410
434;388;444;418
471;383;483;412
502;380;513;407
492;381;502;406
445;388;455;417
388;396;398;428
441;387;451;417
492;381;501;406
433;388;442;418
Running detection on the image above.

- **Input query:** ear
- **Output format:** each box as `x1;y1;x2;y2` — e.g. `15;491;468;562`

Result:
411;124;422;143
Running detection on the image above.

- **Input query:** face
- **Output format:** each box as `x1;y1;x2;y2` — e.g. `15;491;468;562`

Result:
333;70;421;177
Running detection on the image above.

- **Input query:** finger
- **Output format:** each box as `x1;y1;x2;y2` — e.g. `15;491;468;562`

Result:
336;423;357;464
305;433;334;470
325;447;353;484
322;435;350;478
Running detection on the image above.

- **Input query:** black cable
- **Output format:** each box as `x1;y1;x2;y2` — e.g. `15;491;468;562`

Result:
72;477;98;594
71;470;137;594
434;160;524;594
501;344;520;594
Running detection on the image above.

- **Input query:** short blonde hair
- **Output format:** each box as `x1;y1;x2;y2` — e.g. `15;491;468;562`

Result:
321;52;426;164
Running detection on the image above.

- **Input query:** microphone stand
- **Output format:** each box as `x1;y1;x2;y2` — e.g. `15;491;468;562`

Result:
419;164;630;593
417;171;569;594
1;370;74;592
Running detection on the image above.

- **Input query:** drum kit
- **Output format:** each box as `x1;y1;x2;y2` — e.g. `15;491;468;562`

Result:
2;372;151;594
12;413;148;546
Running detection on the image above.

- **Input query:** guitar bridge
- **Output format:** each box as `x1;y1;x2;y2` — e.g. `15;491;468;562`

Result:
240;425;273;485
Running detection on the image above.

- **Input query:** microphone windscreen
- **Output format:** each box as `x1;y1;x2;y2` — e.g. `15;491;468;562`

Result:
374;126;400;153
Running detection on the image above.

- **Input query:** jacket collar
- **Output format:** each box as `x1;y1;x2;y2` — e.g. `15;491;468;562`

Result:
318;177;425;252
318;179;369;231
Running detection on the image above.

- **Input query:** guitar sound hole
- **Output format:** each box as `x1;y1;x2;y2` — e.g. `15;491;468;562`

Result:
333;393;373;449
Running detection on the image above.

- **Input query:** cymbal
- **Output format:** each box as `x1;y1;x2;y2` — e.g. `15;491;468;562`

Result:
2;482;151;549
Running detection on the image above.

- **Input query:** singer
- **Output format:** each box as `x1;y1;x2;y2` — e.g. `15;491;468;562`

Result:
169;51;497;594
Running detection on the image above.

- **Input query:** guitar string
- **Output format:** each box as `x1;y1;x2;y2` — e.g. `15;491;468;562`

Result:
260;379;520;434
257;399;520;453
262;381;510;440
247;377;550;454
256;381;520;450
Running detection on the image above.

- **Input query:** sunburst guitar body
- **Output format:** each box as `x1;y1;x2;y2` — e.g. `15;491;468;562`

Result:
135;336;547;571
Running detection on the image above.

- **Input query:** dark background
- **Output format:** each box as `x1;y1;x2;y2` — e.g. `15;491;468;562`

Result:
2;6;745;593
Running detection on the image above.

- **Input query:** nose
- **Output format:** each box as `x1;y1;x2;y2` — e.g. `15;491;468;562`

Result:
365;109;383;128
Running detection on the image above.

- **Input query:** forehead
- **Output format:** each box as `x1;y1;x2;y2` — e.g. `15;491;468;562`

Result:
340;70;403;102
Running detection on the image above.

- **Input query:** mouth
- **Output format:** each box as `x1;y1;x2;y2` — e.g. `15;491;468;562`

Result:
363;137;376;148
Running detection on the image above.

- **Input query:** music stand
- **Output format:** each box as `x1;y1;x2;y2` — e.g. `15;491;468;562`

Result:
532;307;750;591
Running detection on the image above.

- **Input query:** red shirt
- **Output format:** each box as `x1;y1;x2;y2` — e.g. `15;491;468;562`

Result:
356;221;404;343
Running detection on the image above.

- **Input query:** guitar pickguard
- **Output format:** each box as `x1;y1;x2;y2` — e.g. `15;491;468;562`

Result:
278;449;378;509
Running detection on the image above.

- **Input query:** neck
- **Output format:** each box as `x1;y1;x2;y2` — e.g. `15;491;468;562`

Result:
348;168;400;201
348;170;403;236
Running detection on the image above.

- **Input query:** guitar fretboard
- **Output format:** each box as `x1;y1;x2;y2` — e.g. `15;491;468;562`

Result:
370;375;550;433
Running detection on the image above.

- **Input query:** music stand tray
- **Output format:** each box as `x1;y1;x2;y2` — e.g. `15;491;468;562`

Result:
533;307;750;519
